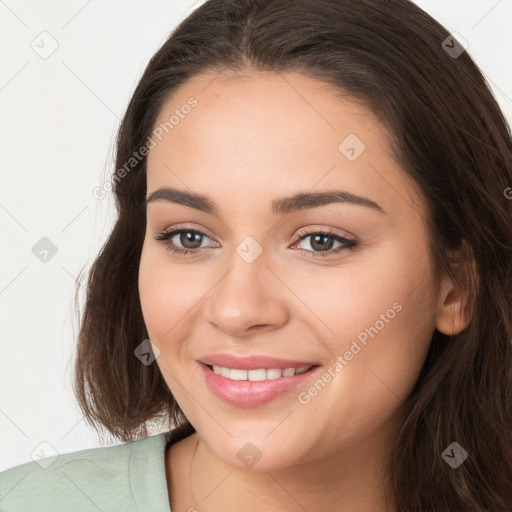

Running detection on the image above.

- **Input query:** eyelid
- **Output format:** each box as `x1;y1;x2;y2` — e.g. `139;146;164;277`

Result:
154;223;218;242
295;225;356;241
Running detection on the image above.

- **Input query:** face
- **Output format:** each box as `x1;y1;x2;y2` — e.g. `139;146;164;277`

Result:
138;70;442;472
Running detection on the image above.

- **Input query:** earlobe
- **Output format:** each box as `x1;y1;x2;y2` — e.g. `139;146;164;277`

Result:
435;296;469;335
435;253;478;336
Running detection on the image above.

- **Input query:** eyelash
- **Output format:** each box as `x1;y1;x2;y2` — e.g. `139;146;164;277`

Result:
153;227;358;258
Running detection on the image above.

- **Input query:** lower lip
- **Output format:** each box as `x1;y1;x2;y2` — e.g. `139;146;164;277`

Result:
198;362;320;407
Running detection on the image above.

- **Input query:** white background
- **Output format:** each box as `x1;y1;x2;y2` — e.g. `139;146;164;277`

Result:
1;0;511;472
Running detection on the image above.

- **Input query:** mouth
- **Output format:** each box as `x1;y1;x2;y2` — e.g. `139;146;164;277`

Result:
197;361;321;408
204;363;316;381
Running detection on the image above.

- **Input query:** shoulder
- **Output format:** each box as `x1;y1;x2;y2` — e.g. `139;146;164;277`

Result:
0;433;170;512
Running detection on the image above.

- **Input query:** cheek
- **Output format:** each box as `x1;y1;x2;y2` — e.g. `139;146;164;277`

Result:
320;301;435;444
138;248;205;402
138;244;203;348
287;245;428;348
320;253;436;416
304;235;436;384
295;271;436;449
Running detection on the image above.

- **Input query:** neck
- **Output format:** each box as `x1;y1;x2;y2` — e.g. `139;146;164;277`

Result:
168;420;398;512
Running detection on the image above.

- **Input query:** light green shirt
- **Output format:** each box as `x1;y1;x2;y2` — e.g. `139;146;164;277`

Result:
0;425;195;511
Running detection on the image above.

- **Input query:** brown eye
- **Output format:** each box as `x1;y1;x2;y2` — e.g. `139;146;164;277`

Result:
153;229;215;255
294;229;358;258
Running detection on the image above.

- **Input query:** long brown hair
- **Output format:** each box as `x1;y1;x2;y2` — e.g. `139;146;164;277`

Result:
73;0;512;509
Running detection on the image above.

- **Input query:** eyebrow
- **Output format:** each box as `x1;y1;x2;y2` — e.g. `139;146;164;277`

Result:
145;187;386;215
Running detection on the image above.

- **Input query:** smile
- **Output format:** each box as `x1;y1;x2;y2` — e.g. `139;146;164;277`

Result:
210;364;313;381
198;361;321;407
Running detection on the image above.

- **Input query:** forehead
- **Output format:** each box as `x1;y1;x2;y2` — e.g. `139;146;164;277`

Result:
150;70;379;153
146;70;426;221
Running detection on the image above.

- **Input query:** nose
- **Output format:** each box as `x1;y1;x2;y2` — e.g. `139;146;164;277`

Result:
204;244;290;338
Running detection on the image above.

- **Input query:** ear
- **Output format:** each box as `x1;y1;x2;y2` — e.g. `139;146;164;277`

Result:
435;243;478;336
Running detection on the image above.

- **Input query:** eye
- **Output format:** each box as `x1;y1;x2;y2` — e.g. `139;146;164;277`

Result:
153;228;217;255
153;227;358;258
292;228;358;258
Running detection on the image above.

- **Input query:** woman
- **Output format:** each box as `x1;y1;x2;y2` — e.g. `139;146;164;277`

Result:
1;0;511;510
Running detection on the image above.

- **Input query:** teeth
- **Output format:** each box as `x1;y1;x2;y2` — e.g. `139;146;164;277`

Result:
211;364;313;381
266;368;282;379
230;369;247;380
248;369;267;381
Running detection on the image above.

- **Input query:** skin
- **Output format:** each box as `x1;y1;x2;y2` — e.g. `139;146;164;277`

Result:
138;70;471;512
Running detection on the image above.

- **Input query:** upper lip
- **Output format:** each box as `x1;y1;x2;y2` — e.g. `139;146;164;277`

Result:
197;353;319;370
